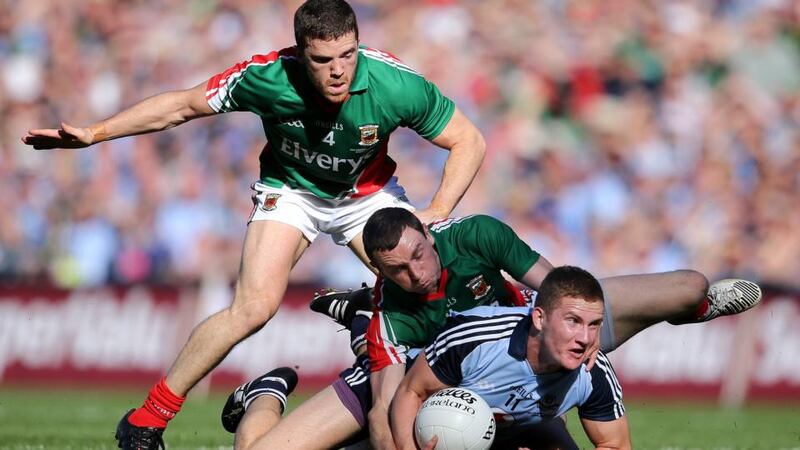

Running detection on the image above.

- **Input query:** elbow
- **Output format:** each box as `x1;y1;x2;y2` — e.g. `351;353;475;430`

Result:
473;131;486;161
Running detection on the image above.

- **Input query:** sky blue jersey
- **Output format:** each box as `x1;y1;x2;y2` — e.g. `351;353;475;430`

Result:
424;306;625;430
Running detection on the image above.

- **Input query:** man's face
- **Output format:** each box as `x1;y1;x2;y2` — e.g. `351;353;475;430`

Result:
301;32;358;104
536;296;604;371
371;227;442;294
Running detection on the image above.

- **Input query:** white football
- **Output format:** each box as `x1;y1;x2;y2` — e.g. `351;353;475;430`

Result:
414;388;496;450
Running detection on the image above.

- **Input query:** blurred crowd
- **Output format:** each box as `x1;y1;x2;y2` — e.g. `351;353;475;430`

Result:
1;0;798;289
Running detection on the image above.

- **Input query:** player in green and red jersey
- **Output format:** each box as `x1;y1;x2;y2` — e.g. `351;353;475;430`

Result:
21;1;485;448
360;208;762;449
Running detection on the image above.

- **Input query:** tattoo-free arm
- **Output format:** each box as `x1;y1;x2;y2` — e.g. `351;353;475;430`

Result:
369;364;408;450
22;82;215;149
415;108;485;224
581;416;632;450
390;351;450;450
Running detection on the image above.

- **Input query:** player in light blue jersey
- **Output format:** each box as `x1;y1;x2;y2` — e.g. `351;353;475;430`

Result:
391;266;630;450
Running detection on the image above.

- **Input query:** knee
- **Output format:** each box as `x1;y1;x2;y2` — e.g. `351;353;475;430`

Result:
676;270;710;306
228;293;281;336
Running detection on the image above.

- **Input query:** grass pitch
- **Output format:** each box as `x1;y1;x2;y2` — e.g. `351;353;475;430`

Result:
0;387;798;449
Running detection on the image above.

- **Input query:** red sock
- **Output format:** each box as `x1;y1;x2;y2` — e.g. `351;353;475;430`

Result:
693;298;710;321
128;378;185;428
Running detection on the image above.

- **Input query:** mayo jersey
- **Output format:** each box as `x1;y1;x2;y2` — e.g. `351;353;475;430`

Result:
426;306;625;429
367;215;541;371
205;45;455;199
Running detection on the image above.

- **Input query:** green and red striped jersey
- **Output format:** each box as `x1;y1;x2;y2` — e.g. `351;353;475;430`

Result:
367;215;541;372
205;45;455;199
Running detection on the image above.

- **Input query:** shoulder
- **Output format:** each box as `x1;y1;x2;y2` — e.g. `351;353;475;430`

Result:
578;352;625;421
358;46;434;100
238;47;302;80
359;47;425;83
587;352;622;393
428;214;492;234
427;309;526;359
429;215;510;246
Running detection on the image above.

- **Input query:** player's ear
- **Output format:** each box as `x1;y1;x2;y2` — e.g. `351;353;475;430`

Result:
532;306;545;332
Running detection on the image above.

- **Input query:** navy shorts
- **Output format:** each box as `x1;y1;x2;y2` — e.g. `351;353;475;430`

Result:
493;418;578;450
332;354;372;428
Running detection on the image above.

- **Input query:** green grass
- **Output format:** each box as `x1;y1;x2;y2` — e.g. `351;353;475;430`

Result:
565;399;800;450
0;387;798;449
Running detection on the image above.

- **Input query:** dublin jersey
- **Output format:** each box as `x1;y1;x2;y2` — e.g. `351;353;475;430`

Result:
367;215;541;371
426;306;625;428
205;45;455;199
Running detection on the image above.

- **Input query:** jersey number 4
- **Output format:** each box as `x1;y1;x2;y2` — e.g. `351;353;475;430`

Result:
322;131;336;146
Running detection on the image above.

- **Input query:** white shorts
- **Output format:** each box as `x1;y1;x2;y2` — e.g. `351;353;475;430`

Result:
248;177;415;245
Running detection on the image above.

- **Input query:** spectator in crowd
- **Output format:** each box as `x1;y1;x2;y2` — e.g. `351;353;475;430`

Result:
1;0;798;289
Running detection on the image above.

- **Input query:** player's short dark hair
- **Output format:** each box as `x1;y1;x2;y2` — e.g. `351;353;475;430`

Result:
536;266;604;313
294;0;359;51
363;208;426;260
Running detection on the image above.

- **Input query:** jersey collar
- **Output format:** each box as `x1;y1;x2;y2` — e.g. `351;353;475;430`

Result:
422;268;448;302
508;313;532;360
349;47;369;93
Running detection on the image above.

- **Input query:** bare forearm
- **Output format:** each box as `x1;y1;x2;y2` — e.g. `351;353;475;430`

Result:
428;129;485;217
390;388;424;450
369;405;398;450
89;85;212;144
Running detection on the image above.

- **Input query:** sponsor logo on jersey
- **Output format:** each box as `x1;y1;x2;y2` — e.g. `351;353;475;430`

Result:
467;275;490;300
261;193;281;211
279;138;366;174
359;124;379;146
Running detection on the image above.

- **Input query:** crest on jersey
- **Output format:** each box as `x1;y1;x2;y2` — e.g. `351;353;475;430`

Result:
261;193;281;212
467;275;490;300
359;124;379;146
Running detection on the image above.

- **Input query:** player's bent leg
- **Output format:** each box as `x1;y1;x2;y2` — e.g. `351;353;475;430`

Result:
246;385;364;450
693;278;762;322
310;285;374;356
347;229;379;275
228;367;299;450
165;221;308;394
222;367;299;433
116;222;309;449
234;396;284;450
599;270;709;351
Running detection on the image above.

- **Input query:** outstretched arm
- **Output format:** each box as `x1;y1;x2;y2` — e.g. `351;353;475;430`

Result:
22;82;214;149
415;107;485;224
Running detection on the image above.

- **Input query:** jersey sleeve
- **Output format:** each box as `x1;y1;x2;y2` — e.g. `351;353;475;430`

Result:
459;215;541;280
205;50;291;115
367;309;411;372
365;49;455;140
402;78;455;140
578;352;626;421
